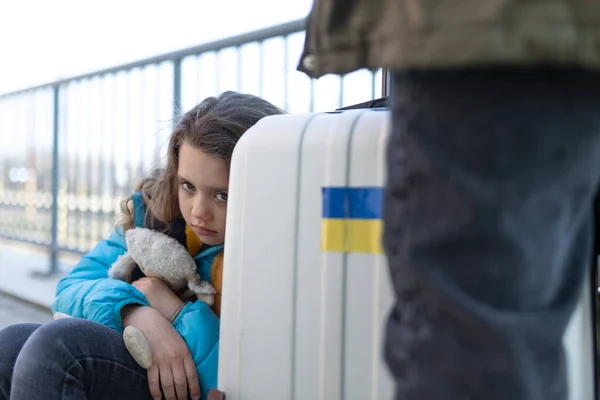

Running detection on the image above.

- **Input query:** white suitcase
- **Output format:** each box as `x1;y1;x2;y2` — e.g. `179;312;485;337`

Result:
218;109;594;400
219;109;395;400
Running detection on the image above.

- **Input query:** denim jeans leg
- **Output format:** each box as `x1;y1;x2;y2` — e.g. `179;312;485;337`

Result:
384;68;600;400
10;318;153;400
0;324;41;400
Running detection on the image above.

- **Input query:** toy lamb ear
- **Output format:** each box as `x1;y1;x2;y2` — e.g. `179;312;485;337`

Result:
109;253;137;283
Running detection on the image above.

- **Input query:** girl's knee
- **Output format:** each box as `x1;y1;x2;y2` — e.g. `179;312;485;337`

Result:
13;319;100;376
0;323;40;361
0;323;40;400
0;323;40;345
22;318;98;352
20;318;117;360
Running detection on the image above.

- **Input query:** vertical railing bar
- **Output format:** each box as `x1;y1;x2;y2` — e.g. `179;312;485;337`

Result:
258;41;264;98
97;76;106;244
111;75;119;216
196;54;202;104
214;51;220;96
371;70;377;100
29;92;37;244
109;75;115;238
309;78;315;113
72;82;81;251
139;68;146;180
339;74;345;109
382;68;391;98
237;46;242;92
76;81;84;251
125;71;134;195
59;85;69;251
86;79;94;250
124;71;134;196
154;65;162;165
49;84;60;275
283;35;289;111
173;58;182;127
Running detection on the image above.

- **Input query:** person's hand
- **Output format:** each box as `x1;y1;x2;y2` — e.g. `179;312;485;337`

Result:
132;277;185;320
122;305;200;400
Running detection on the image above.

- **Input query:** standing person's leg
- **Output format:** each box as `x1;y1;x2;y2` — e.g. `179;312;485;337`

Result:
10;318;154;400
0;324;41;400
383;67;600;400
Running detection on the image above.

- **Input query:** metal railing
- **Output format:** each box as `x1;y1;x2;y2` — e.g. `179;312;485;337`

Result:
0;18;383;274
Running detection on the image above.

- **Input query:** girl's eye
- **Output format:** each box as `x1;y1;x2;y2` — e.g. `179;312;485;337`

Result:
182;182;195;191
215;192;228;201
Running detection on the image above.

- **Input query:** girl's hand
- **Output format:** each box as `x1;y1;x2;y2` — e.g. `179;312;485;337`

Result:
122;305;200;400
132;277;185;320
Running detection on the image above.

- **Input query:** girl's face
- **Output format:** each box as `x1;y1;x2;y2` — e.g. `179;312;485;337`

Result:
177;141;229;245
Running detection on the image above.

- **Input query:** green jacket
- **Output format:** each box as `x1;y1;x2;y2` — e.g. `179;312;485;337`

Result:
298;0;600;78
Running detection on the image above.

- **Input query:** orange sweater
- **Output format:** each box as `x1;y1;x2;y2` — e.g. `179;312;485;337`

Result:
185;225;223;317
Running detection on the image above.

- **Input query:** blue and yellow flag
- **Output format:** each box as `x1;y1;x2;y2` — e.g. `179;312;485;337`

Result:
321;187;384;254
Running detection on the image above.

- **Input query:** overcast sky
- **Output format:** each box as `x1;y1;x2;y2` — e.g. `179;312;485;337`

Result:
0;0;314;94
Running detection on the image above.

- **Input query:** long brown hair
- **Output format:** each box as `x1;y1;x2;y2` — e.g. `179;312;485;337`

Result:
119;91;285;232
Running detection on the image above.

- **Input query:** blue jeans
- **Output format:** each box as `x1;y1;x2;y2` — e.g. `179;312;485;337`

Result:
384;67;600;399
0;318;153;400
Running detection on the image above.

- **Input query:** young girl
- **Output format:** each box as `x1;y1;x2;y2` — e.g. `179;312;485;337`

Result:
0;91;285;400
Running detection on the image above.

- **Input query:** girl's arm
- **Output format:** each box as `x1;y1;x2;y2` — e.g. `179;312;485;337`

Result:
52;227;149;332
134;277;220;395
172;301;220;394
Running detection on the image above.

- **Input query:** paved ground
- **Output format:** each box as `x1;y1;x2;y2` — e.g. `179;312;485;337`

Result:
0;239;76;309
0;293;52;330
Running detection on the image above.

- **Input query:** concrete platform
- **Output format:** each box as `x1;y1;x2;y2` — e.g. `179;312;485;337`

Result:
0;239;77;310
0;292;52;330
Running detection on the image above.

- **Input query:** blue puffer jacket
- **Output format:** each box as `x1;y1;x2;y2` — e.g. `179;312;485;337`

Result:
52;193;222;400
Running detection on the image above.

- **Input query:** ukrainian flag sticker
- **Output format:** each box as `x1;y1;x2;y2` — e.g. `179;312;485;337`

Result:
321;187;384;254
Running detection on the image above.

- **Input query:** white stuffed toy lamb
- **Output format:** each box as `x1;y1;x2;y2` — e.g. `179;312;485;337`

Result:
54;227;216;369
